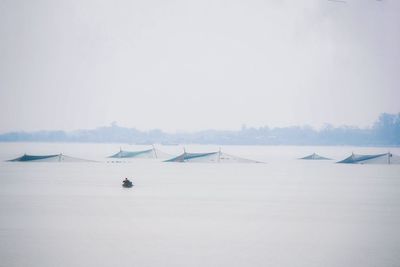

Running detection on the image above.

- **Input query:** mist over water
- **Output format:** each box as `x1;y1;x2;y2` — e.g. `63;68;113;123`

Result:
1;143;399;267
1;1;399;132
1;0;400;265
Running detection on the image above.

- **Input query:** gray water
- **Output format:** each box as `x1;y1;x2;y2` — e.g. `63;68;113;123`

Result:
0;143;399;267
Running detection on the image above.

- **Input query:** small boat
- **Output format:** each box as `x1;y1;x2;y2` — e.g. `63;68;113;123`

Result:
122;179;133;188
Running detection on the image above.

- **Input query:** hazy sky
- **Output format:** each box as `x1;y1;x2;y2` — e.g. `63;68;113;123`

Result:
0;0;399;133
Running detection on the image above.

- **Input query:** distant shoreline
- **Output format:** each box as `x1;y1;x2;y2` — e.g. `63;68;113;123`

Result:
1;113;399;146
0;140;399;148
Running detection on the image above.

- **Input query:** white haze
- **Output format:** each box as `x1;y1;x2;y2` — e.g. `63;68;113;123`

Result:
0;0;399;132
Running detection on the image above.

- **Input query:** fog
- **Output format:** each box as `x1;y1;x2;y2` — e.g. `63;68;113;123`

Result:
1;0;399;132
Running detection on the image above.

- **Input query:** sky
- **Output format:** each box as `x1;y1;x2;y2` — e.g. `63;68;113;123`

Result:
0;0;399;133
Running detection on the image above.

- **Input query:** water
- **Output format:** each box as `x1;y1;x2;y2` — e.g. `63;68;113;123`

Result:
0;143;399;267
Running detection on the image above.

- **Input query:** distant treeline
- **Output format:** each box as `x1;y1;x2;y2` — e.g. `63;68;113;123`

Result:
0;113;399;146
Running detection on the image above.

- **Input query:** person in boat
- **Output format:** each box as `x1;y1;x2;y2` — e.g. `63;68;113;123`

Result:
123;178;132;186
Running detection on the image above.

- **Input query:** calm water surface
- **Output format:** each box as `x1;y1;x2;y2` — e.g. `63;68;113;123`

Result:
0;143;399;267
